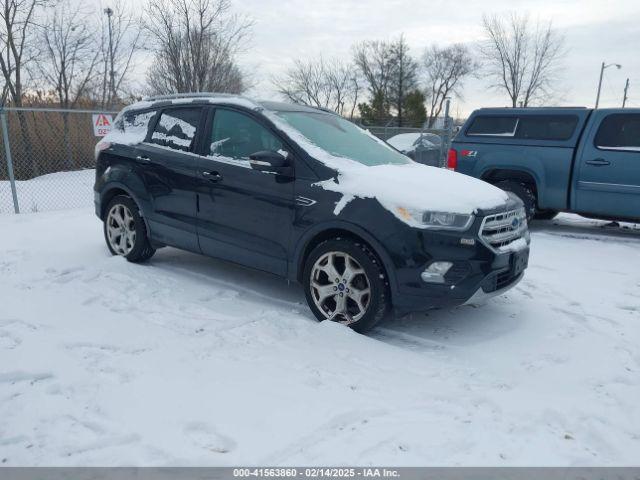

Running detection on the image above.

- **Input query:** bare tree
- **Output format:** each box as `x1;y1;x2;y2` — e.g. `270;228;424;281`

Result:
0;0;42;107
354;35;419;125
353;39;395;112
388;35;418;126
481;12;565;107
423;44;477;127
144;0;252;95
36;1;99;166
0;0;44;175
273;57;360;118
98;0;146;107
38;3;99;108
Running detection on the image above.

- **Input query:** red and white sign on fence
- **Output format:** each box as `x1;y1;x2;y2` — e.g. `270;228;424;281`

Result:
92;113;114;137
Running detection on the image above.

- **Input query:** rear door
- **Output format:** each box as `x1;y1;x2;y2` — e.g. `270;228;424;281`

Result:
135;106;205;252
573;111;640;219
195;107;295;276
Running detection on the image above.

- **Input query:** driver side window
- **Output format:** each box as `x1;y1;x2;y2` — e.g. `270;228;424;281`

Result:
209;109;284;161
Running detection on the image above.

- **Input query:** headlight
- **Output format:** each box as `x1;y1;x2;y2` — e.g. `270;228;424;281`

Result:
395;207;474;231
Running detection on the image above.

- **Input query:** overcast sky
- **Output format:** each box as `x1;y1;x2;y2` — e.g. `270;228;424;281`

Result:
221;0;640;116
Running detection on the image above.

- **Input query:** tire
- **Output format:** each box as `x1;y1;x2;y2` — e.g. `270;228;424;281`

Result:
103;195;156;263
303;237;389;333
494;180;536;222
534;209;558;220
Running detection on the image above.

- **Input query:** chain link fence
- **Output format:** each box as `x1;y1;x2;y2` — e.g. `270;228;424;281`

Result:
0;108;117;214
0;106;454;215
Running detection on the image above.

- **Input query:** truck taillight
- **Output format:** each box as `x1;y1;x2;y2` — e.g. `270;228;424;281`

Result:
447;148;458;170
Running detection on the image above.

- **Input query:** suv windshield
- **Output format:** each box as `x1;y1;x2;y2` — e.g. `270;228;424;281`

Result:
272;111;410;166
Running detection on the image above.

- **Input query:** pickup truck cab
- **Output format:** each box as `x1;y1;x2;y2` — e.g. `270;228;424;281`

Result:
450;108;640;222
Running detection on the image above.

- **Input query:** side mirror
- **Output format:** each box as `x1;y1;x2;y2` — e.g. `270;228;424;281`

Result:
249;150;293;176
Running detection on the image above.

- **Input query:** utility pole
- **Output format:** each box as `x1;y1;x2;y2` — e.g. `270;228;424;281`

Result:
622;78;630;108
104;7;116;108
595;61;622;109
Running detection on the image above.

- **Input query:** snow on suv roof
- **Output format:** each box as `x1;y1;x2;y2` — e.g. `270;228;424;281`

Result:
123;93;334;116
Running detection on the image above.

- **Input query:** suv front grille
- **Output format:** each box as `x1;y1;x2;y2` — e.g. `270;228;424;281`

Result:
479;208;528;252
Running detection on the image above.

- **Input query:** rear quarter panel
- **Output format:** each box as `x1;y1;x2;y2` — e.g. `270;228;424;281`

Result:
454;142;573;210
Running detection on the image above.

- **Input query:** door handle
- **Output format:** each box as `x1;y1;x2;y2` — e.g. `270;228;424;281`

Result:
136;155;151;163
202;171;223;182
585;158;611;166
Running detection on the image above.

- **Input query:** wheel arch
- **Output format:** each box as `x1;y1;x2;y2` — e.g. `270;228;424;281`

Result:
480;168;543;203
291;222;398;297
100;183;152;235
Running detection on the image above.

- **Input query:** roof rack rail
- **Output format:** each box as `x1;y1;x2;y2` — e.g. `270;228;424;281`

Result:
479;106;588;110
142;92;251;102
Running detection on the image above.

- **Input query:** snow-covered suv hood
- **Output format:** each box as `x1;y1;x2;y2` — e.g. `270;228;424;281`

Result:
316;162;510;216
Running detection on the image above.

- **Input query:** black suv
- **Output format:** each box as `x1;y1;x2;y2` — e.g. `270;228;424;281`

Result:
94;93;530;332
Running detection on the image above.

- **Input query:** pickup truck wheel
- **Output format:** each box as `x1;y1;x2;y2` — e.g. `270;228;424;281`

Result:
303;238;389;333
494;181;536;222
534;209;558;220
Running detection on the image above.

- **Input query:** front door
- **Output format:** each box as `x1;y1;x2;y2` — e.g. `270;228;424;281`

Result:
196;107;295;276
135;106;205;252
574;112;640;219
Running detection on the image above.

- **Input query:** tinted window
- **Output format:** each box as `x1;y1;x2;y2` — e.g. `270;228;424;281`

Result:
150;108;202;152
516;115;578;140
467;116;518;136
467;114;578;140
209;109;283;160
595;114;640;150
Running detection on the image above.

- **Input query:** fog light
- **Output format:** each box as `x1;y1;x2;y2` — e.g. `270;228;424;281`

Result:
421;261;453;284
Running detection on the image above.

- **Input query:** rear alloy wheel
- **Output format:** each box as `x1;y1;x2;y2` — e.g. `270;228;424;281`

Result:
103;195;155;263
303;238;389;333
106;203;137;256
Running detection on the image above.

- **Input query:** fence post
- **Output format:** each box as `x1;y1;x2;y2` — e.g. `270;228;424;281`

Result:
441;98;452;168
0;109;20;214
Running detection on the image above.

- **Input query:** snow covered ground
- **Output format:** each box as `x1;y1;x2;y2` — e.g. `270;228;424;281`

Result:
0;170;95;214
0;209;639;466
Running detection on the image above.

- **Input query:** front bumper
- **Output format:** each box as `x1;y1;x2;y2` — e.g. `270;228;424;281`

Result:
391;246;528;313
464;272;524;306
385;203;529;314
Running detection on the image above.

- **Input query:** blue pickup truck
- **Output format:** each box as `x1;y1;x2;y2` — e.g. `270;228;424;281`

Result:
449;108;640;222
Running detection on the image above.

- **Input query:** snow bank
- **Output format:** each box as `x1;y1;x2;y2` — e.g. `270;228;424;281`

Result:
0;169;95;213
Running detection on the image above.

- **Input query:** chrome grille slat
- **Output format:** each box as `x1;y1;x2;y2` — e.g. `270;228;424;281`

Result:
479;208;528;252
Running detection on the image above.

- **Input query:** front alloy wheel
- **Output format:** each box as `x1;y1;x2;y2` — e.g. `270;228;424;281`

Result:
303;238;389;333
310;251;371;324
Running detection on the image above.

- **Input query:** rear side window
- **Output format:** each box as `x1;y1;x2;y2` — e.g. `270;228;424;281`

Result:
150;107;202;152
467;114;578;140
467;116;518;136
595;114;640;151
516;115;578;140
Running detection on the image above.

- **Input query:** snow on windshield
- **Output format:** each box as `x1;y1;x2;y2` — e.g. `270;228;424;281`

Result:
264;109;508;217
